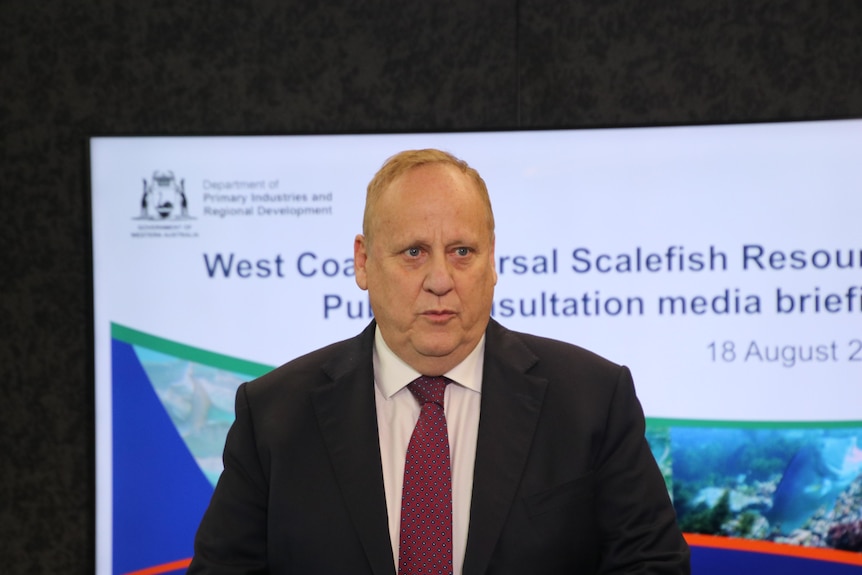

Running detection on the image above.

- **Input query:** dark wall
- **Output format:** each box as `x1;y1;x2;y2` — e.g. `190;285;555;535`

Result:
1;1;860;572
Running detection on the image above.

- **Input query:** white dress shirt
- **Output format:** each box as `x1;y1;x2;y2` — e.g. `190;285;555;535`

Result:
373;327;483;575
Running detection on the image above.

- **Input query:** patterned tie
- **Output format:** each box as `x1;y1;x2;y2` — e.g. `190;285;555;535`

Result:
399;376;453;575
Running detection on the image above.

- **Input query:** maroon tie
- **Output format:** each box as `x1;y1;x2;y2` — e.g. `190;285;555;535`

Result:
399;376;453;575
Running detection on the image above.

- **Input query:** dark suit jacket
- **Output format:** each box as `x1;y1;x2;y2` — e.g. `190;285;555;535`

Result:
189;320;689;574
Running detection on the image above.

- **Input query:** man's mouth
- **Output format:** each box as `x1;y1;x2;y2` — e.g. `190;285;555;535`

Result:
422;309;456;322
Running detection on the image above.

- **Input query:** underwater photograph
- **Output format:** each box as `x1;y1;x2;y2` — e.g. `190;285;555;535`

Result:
659;425;862;552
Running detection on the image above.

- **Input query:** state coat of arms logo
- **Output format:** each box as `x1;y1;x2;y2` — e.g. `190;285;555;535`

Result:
137;171;193;220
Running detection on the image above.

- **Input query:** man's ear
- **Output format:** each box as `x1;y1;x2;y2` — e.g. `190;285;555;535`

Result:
354;234;369;290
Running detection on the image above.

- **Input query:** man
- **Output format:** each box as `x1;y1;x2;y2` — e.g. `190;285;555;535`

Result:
189;149;690;574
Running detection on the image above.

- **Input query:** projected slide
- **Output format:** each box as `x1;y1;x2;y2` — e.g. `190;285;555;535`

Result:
91;122;862;574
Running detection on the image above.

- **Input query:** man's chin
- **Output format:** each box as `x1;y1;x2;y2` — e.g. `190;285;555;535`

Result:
406;331;460;356
414;340;460;359
413;332;477;361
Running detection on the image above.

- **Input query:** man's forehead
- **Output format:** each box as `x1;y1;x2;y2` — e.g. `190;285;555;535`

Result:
370;209;492;251
365;161;493;242
385;162;473;195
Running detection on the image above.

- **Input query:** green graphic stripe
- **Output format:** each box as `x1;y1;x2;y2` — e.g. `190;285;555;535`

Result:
111;323;274;377
646;417;862;429
111;322;862;429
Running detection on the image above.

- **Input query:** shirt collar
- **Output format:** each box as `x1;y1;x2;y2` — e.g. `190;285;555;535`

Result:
373;325;485;399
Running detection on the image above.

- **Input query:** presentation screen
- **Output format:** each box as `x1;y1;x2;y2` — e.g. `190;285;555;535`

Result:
91;120;862;575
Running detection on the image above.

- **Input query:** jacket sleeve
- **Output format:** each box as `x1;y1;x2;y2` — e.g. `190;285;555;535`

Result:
187;382;272;575
595;366;690;574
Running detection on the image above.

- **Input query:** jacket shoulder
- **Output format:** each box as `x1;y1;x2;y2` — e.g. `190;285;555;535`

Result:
245;322;374;399
489;320;624;380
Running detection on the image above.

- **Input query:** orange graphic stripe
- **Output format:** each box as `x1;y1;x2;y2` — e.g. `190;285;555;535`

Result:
123;558;192;575
685;533;862;566
120;539;862;573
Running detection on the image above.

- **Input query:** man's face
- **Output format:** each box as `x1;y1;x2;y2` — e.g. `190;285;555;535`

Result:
354;163;497;375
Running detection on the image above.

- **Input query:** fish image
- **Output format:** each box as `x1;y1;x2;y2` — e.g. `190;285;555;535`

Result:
136;346;248;486
768;436;862;534
157;364;212;435
183;366;213;435
167;364;244;485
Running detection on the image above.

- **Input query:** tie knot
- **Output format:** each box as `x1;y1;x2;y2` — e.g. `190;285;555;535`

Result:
407;375;449;406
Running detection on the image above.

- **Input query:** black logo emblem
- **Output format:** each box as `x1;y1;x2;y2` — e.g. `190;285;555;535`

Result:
137;171;192;220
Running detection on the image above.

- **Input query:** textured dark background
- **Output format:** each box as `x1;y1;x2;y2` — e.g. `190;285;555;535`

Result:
1;0;860;572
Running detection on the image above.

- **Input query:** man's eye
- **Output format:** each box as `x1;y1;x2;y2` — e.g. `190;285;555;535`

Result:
455;247;471;256
406;247;421;257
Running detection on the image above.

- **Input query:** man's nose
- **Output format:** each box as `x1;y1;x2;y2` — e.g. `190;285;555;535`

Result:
423;253;455;295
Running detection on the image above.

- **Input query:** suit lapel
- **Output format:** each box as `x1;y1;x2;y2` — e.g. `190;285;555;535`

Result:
312;322;396;575
463;321;548;575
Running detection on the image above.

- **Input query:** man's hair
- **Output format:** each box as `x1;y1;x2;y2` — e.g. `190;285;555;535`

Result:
363;149;495;240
